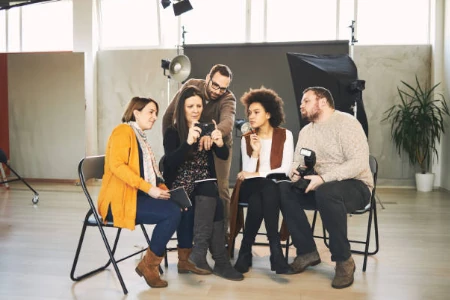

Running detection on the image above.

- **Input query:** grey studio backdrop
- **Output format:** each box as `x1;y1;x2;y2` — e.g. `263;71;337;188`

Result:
184;41;349;185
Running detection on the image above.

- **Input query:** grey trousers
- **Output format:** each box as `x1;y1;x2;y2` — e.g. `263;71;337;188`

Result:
213;146;232;234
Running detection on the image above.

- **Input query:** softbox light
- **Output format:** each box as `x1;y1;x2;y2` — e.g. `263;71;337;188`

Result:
173;0;193;16
286;52;369;137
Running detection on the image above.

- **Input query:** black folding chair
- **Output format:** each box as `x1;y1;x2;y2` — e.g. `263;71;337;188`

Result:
311;155;380;271
70;155;162;295
0;148;39;204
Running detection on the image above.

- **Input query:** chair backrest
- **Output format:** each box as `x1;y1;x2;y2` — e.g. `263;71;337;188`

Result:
78;155;105;214
79;155;105;182
369;155;378;196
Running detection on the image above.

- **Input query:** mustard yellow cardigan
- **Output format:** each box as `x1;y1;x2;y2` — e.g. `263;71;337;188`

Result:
98;124;153;230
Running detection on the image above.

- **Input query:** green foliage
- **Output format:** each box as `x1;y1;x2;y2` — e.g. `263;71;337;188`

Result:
383;76;450;174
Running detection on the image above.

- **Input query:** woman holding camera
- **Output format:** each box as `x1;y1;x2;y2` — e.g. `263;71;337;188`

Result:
231;87;295;274
163;85;243;281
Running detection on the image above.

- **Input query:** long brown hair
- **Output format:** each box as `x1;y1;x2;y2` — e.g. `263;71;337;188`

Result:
173;85;205;142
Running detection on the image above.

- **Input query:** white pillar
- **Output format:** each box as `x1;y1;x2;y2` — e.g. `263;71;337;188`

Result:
430;0;445;187
73;0;99;156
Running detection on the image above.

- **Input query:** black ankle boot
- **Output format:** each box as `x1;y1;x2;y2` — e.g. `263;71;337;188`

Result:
269;239;295;275
234;252;253;273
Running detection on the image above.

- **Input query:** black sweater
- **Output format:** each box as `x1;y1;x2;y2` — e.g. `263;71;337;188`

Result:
162;126;229;189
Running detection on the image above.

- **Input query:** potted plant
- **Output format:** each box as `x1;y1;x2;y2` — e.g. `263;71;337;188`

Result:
383;75;450;192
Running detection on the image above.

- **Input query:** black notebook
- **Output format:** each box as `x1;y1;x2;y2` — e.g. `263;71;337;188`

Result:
169;187;192;209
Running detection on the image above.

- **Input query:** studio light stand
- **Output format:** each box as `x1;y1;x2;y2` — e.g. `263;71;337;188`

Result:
160;26;191;105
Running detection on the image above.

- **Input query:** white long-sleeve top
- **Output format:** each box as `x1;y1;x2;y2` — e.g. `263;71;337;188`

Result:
241;129;294;178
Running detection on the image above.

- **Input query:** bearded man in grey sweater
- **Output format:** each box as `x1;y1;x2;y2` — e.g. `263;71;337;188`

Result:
279;86;373;289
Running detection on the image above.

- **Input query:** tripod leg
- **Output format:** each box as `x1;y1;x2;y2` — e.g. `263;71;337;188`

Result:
0;164;9;189
375;195;385;209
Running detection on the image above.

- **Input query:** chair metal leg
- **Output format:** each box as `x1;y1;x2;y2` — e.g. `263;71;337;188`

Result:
284;236;290;262
362;208;373;272
70;223;128;294
71;212;120;281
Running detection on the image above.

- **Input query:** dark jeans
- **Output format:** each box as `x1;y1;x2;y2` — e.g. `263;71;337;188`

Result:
279;180;370;262
239;178;281;242
106;193;194;257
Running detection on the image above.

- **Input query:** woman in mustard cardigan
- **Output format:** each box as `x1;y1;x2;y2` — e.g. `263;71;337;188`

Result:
98;97;208;289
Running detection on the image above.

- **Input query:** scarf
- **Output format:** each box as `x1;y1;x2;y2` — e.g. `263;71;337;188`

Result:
128;122;163;186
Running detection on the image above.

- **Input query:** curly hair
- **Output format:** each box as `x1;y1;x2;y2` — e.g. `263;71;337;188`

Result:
240;87;285;128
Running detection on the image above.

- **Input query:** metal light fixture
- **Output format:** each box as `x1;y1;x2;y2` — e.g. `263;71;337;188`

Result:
173;0;193;16
161;0;171;9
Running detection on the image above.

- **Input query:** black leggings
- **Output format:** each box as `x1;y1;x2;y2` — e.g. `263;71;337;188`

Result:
239;177;281;241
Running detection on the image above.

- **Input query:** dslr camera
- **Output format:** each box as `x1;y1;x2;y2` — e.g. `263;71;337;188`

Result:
292;148;317;192
195;122;215;136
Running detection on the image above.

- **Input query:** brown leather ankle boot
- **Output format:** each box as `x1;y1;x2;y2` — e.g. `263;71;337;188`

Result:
177;247;211;275
332;256;355;289
135;249;168;288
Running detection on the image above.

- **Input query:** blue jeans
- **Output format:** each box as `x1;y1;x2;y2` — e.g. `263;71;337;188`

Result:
107;193;194;257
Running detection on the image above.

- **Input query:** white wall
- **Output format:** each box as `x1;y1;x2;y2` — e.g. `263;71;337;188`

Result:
353;45;431;187
97;49;180;160
8;52;85;180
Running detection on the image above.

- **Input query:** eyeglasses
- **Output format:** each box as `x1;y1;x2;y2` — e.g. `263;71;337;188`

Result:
209;79;229;93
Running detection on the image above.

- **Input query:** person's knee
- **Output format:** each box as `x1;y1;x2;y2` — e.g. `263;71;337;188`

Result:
279;182;292;205
167;203;182;223
316;182;339;206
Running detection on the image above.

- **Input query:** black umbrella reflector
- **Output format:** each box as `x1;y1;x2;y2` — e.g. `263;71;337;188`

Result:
286;52;369;137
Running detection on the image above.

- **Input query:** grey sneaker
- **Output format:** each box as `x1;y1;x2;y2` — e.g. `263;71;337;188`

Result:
332;256;355;289
290;250;321;273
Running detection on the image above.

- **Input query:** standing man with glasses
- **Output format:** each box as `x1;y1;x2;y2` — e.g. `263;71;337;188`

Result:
163;64;236;240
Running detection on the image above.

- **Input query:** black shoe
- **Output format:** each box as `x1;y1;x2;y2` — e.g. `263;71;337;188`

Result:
234;252;252;273
270;254;295;274
269;238;295;275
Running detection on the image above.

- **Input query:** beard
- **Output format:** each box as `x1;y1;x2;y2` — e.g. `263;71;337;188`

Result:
301;103;321;122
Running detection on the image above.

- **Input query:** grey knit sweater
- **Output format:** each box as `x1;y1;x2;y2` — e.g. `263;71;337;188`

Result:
292;110;374;191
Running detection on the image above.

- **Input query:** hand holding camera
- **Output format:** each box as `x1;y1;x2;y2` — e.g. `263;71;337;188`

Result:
291;148;317;193
195;122;215;136
187;123;202;145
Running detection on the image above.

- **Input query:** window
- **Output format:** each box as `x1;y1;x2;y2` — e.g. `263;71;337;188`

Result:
266;0;337;42
338;0;355;41
179;0;246;44
100;0;159;48
356;0;429;44
21;0;73;52
7;7;21;52
0;11;5;52
249;0;265;43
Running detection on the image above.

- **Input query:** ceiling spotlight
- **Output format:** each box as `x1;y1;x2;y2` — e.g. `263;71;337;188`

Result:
161;0;171;9
173;0;193;16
